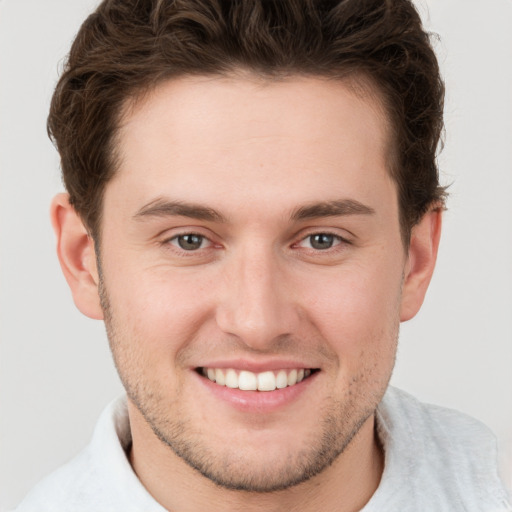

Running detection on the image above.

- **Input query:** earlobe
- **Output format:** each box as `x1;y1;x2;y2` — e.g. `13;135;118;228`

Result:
50;193;104;320
400;207;442;322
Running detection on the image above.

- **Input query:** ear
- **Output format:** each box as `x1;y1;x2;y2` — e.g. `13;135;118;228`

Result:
50;193;104;320
400;207;442;322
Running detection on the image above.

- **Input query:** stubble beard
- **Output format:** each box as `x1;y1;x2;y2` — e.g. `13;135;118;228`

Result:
98;272;395;493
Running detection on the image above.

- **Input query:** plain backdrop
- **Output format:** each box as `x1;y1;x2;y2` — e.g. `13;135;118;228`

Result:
1;0;511;509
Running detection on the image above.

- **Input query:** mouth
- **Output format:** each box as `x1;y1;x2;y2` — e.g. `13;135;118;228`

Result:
197;367;319;392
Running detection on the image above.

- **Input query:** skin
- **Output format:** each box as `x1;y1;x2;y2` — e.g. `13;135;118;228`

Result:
52;75;441;512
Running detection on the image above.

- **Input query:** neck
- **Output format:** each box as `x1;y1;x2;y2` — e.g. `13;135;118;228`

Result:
128;404;384;512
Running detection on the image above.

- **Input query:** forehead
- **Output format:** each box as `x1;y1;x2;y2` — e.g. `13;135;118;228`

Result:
110;75;395;220
120;74;390;155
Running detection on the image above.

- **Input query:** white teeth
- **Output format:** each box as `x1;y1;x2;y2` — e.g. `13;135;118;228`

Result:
225;369;238;389
215;368;226;386
239;370;257;391
276;370;288;389
287;369;298;386
257;371;276;391
202;367;314;391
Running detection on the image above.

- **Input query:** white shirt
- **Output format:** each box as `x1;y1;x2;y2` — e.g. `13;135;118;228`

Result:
13;387;512;512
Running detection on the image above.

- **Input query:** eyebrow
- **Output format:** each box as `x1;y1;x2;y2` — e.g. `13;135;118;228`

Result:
133;198;227;222
133;197;375;223
290;199;375;221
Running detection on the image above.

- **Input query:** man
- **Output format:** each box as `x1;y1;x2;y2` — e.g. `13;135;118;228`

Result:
10;0;511;510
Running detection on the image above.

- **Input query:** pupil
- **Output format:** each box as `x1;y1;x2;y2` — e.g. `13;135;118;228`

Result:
178;234;203;250
311;234;333;250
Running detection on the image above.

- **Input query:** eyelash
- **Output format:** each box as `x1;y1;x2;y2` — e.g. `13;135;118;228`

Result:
166;232;214;253
294;232;349;251
163;230;351;255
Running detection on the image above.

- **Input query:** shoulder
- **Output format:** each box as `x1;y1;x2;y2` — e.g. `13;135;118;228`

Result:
10;446;98;512
371;387;511;512
11;397;165;512
379;386;497;447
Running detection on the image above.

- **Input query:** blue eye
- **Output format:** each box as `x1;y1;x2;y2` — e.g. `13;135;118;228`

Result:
171;234;206;251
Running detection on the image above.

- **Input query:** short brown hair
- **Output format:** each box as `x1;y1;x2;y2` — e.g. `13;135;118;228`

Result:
48;0;446;244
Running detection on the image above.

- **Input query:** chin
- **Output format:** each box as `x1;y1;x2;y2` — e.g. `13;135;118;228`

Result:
135;390;377;493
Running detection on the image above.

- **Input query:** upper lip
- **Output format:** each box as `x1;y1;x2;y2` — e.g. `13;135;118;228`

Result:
194;359;320;373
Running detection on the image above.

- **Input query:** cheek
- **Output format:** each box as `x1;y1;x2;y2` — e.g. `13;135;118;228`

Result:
298;256;403;358
103;263;216;358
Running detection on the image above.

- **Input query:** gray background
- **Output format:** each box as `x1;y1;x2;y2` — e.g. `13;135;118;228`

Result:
1;0;511;509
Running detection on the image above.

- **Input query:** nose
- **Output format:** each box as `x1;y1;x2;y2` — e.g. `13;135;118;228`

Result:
215;246;300;351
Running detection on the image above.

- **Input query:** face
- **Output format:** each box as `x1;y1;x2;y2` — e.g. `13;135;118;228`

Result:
97;76;405;491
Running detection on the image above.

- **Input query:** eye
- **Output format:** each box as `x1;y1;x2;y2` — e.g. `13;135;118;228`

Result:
170;233;210;251
298;233;344;250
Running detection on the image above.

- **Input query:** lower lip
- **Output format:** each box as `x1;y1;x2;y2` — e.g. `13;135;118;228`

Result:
194;371;318;413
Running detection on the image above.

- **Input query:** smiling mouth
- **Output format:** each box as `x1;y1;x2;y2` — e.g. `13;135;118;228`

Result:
197;367;318;392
